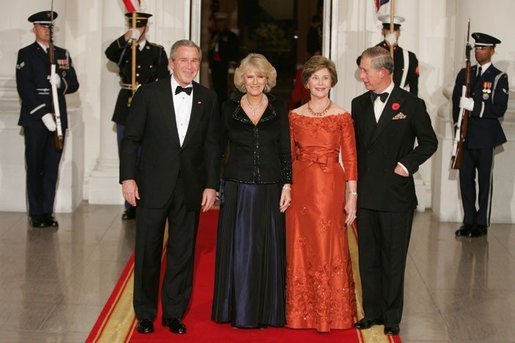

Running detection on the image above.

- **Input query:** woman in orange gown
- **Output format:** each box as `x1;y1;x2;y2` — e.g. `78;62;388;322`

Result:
286;55;358;332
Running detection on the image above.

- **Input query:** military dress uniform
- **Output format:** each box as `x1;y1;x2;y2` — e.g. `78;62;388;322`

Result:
105;12;169;220
16;11;79;227
452;32;509;237
208;13;239;103
105;35;169;127
376;41;419;96
356;15;419;96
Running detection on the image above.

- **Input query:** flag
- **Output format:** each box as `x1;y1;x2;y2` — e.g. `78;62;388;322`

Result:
375;0;389;11
122;0;140;13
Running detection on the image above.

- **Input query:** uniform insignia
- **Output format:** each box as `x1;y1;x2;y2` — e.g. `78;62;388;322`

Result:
16;62;25;69
57;59;69;70
482;82;492;100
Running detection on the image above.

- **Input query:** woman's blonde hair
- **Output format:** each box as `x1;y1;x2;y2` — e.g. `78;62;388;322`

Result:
233;53;277;93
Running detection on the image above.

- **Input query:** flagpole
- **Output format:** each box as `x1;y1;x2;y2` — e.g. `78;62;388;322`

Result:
131;11;137;102
389;0;395;57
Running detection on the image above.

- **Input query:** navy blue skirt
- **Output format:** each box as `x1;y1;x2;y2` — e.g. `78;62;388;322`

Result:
211;180;286;328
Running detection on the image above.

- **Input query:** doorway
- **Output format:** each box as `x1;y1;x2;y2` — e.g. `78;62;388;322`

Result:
199;0;325;106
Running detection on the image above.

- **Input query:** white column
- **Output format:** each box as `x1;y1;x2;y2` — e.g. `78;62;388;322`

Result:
87;0;126;205
432;0;515;223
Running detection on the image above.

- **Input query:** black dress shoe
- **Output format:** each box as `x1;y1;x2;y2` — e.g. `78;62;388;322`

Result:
384;325;400;335
162;317;186;334
43;215;59;227
30;215;47;228
353;317;383;330
136;319;154;334
122;207;136;220
455;224;473;237
470;225;488;237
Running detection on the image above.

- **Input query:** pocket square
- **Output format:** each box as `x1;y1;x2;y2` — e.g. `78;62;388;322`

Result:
392;112;406;120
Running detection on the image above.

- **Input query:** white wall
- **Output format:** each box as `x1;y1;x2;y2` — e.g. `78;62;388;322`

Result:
1;0;514;221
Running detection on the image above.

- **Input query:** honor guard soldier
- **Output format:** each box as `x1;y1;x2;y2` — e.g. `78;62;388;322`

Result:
16;10;79;228
208;12;239;103
453;33;509;238
105;12;169;220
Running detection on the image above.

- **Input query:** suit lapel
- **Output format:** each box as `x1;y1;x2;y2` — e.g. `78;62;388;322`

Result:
181;82;203;148
370;87;403;145
33;42;49;63
161;77;181;147
354;94;378;148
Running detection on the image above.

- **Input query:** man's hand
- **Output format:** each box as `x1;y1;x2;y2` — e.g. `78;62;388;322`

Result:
394;164;409;177
41;113;57;132
201;188;217;212
385;32;398;46
459;96;474;111
49;73;61;88
125;28;141;42
122;179;140;206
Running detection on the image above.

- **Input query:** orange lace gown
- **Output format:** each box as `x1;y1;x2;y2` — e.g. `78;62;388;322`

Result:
286;112;357;332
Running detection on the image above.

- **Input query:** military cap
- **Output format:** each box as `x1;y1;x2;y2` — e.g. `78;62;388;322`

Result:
125;12;152;27
472;32;501;47
378;14;404;30
28;11;58;25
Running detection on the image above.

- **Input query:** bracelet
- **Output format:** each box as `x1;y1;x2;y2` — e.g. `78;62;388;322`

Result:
282;185;291;191
349;191;358;197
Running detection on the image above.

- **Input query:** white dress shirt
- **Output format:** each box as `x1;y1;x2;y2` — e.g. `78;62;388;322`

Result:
373;82;395;122
171;76;193;146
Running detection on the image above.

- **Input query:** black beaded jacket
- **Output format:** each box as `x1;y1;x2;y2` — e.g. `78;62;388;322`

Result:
220;93;292;185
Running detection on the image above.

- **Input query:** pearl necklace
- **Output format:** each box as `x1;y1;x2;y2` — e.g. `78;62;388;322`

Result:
244;94;265;117
307;100;332;117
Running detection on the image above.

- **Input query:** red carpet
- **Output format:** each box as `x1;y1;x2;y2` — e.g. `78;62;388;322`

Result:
88;210;402;343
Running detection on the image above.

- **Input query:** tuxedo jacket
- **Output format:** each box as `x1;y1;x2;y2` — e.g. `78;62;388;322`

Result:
351;87;437;212
119;76;220;210
452;64;508;149
16;42;79;130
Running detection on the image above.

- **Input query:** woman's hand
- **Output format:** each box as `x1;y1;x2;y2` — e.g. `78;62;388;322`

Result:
279;184;292;213
345;193;357;226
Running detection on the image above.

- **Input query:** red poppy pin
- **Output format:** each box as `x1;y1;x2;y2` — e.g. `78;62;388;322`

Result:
392;102;400;111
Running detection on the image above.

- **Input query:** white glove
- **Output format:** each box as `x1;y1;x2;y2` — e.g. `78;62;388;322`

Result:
459;96;474;111
49;73;61;88
42;113;57;132
385;32;398;46
129;28;141;41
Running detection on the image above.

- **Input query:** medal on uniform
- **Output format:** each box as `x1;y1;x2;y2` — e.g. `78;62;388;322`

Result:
482;81;492;100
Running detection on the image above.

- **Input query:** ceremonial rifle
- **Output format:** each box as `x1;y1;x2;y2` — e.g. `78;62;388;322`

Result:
48;2;63;150
451;19;472;169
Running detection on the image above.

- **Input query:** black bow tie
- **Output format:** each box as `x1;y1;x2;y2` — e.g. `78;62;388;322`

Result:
370;92;389;103
175;86;193;95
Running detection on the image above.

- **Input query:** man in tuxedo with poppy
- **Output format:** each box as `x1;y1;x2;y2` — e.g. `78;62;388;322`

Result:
120;40;220;335
351;47;437;335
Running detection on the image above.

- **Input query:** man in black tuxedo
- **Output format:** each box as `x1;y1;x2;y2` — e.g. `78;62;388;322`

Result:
120;40;220;335
453;32;508;238
351;47;437;335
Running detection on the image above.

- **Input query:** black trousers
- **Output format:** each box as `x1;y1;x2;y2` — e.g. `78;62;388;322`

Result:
133;180;200;321
459;147;494;227
24;127;64;216
356;208;414;326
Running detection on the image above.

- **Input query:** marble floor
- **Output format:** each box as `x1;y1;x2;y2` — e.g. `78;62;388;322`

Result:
0;202;513;342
